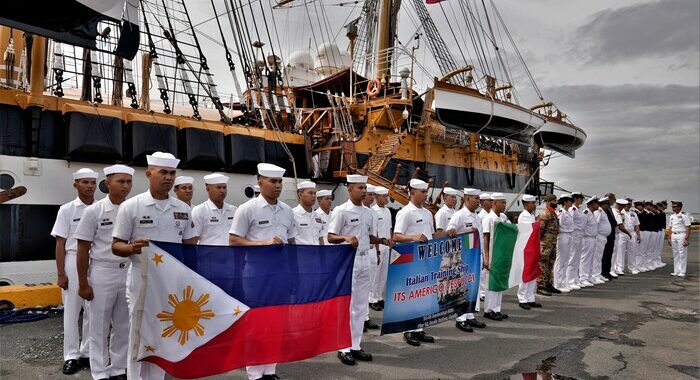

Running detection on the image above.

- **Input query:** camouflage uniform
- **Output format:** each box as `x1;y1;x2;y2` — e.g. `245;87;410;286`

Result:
537;207;560;287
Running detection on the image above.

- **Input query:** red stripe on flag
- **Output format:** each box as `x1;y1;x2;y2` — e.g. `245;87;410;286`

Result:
392;253;414;265
426;0;445;3
144;296;351;379
522;222;541;283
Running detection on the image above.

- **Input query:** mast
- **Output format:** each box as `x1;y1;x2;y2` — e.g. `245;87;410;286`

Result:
375;0;392;81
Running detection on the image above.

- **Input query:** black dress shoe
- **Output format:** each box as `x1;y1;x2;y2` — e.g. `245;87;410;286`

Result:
109;375;127;380
415;331;435;343
496;312;508;319
455;321;473;332
337;351;356;365
364;320;379;330
546;285;562;294
466;318;486;328
350;349;373;361
403;332;421;346
378;300;385;308
262;375;280;380
528;302;542;308
62;359;79;375
519;302;531;310
369;302;383;311
78;357;90;368
537;287;552;296
484;311;503;321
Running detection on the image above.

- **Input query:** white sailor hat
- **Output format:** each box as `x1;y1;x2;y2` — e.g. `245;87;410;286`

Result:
174;176;194;187
464;188;481;196
409;178;428;190
586;196;599;204
104;164;134;176
257;163;285;178
599;196;609;203
616;199;629;205
73;168;98;180
346;174;368;184
316;189;332;198
297;180;316;190
571;191;584;198
374;186;389;195
559;193;573;200
522;194;537;202
146;151;180;168
443;187;459;196
366;184;376;193
671;200;683;206
479;192;491;200
203;173;229;185
253;185;260;192
490;192;506;200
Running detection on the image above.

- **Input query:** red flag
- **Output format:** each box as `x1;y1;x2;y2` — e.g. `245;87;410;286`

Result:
426;0;445;4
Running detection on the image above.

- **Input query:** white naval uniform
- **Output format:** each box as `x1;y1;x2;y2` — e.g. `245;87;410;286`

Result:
654;212;666;267
315;208;331;245
482;210;509;312
112;191;197;380
229;195;297;380
477;208;491;300
191;199;237;246
292;204;324;245
517;210;537;303
623;210;641;271
554;208;574;289
74;198;130;380
594;209;612;281
669;211;691;276
578;207;599;283
394;202;435;332
50;197;91;362
567;205;585;287
611;208;625;273
327;200;375;353
447;208;482;321
369;204;392;304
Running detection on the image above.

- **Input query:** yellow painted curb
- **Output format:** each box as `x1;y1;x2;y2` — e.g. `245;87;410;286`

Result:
0;284;62;309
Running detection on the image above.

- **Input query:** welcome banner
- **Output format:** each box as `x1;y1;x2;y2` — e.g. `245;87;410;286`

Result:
381;232;482;335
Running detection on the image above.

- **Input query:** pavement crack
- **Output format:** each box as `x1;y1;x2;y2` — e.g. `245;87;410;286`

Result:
613;352;628;373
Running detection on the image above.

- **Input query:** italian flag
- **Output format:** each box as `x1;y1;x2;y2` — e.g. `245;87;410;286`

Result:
488;222;541;291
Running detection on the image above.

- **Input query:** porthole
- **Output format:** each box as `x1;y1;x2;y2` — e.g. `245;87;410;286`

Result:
0;174;15;190
99;179;109;194
244;186;255;198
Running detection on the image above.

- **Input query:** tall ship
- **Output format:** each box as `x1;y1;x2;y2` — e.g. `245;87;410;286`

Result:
0;0;586;285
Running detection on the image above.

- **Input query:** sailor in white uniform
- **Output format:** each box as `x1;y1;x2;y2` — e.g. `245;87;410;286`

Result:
191;173;237;246
517;194;541;309
75;164;133;380
362;185;381;329
447;188;487;332
669;200;692;277
622;199;641;274
173;175;194;206
292;181;324;245
578;196;600;286
228;163;297;380
435;187;459;233
51;168;97;374
553;194;574;292
477;192;491;300
482;192;511;320
369;186;392;311
328;174;392;366
315;189;333;245
567;192;585;290
112;152;198;380
393;179;440;346
612;199;633;275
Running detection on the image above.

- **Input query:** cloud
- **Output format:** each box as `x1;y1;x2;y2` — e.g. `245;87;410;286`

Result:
574;0;700;64
540;83;700;212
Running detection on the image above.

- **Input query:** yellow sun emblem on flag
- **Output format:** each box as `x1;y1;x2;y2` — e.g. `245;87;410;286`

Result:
156;285;216;345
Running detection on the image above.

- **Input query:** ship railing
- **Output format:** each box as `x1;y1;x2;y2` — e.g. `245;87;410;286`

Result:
351;46;418;101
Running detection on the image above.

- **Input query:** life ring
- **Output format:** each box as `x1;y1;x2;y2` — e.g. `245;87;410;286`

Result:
366;79;381;97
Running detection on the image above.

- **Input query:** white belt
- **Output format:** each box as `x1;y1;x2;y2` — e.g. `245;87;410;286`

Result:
91;260;130;269
671;231;687;235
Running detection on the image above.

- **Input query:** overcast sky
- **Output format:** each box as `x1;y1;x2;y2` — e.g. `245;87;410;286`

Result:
187;0;700;212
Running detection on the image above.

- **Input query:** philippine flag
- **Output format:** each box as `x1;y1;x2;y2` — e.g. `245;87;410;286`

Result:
134;242;354;379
